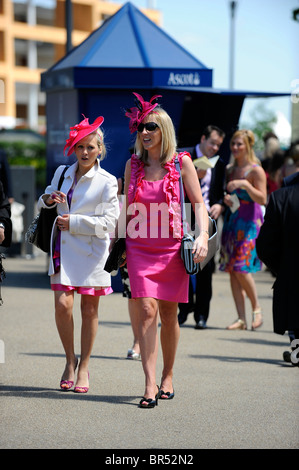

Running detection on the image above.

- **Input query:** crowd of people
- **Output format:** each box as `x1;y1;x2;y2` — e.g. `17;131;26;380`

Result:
1;93;298;408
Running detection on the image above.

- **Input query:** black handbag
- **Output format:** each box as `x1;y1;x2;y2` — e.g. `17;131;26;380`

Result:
175;157;219;274
104;237;126;273
25;166;68;253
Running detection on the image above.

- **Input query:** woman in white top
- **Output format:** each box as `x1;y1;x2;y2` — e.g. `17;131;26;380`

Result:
38;115;119;393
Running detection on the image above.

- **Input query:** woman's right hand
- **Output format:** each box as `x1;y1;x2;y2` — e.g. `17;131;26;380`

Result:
223;194;239;207
223;193;233;208
45;191;66;206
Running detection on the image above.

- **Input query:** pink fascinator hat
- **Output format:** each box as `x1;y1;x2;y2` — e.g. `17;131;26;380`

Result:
63;115;104;156
125;92;162;134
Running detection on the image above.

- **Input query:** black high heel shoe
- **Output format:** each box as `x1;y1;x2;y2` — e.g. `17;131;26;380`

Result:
139;386;159;409
159;387;175;400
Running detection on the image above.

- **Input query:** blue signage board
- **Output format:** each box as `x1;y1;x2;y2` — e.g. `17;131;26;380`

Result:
152;69;213;88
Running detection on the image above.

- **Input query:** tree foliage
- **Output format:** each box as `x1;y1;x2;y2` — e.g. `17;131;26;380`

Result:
239;102;277;155
293;8;299;22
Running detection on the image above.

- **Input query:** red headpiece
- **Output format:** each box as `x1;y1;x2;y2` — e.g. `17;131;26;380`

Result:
125;92;162;134
63;115;104;156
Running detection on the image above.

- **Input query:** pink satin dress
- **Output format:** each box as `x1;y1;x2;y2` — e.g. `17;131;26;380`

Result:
125;153;190;303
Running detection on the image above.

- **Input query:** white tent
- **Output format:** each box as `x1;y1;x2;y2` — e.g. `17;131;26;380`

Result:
273;111;292;147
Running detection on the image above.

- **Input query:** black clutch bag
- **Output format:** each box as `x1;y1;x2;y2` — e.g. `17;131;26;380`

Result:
181;232;200;275
175;157;219;274
104;238;126;273
37;207;58;253
180;218;219;274
26;206;59;253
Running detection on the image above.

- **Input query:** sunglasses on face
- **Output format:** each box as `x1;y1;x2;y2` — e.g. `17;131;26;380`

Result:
137;122;159;133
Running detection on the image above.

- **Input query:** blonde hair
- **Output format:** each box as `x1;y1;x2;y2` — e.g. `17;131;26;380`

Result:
96;128;106;160
230;129;260;165
134;108;177;165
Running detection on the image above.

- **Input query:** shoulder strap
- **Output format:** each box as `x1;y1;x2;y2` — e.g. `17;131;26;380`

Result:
57;165;69;190
175;157;188;235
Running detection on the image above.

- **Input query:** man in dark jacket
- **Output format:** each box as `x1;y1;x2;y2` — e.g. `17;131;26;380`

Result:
0;179;12;304
0;149;14;203
256;171;299;366
0;179;12;247
178;125;225;329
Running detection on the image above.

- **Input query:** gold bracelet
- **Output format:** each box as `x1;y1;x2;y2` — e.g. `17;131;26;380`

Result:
200;230;209;236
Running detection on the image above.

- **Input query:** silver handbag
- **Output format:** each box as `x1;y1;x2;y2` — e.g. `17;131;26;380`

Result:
25;214;39;246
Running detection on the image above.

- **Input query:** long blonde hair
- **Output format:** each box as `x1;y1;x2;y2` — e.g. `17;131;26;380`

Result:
134;108;177;165
231;129;260;165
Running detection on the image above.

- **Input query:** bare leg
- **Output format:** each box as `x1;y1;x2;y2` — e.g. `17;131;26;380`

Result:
137;297;159;401
159;300;180;396
128;299;140;355
228;271;262;330
235;272;260;311
75;295;100;390
54;290;77;383
230;272;246;320
235;271;262;329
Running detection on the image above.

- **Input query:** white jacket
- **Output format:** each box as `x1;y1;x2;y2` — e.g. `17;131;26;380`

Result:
37;161;119;287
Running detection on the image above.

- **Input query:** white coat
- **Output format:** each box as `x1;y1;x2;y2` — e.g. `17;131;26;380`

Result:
37;160;119;287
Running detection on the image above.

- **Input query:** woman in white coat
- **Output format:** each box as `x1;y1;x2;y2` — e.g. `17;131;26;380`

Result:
38;115;119;393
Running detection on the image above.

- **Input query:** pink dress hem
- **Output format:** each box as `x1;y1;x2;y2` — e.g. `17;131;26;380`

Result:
51;284;113;296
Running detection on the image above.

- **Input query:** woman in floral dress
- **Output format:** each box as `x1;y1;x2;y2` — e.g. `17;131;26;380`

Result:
219;129;267;331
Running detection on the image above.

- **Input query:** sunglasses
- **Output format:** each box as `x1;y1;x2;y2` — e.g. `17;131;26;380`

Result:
137;122;159;133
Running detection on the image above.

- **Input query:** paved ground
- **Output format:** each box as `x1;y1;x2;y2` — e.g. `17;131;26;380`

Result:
0;252;298;450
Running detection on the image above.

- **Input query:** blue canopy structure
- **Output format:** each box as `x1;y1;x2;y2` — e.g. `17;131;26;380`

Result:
41;2;212;91
41;2;288;181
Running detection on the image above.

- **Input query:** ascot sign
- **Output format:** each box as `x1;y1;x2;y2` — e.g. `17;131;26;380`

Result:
152;68;212;88
167;72;201;86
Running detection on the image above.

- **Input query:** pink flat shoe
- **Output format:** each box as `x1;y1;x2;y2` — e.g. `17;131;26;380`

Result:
74;372;89;394
60;359;78;391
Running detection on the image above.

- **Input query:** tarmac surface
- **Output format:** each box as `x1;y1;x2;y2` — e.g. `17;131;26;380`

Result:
0;252;298;451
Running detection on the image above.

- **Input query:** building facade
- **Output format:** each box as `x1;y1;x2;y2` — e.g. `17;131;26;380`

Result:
0;0;161;131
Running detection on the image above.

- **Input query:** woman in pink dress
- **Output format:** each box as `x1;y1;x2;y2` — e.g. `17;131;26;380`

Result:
116;93;209;408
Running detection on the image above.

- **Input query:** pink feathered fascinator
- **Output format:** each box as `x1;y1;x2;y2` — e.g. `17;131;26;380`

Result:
63;115;104;156
125;92;162;134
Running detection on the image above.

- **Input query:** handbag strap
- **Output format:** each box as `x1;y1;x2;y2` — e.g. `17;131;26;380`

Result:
175;157;214;240
57;165;69;190
175;156;188;235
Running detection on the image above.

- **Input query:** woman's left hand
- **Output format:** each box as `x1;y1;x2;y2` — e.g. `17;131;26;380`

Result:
57;214;70;231
192;233;208;264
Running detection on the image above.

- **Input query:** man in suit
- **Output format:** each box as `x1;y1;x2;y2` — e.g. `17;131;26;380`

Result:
256;170;299;366
178;125;225;329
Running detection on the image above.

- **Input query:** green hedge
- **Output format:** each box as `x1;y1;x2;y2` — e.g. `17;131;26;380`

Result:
0;141;47;190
